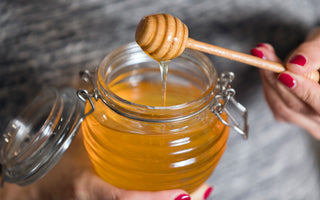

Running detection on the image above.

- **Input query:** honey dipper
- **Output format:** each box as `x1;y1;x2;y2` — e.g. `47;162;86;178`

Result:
135;13;319;82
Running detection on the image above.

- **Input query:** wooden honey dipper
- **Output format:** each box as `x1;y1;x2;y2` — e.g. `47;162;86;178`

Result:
135;13;319;82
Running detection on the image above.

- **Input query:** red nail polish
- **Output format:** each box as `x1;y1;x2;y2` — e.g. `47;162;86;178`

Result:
204;187;213;200
250;48;265;59
257;43;267;48
289;55;306;66
174;194;191;200
278;73;296;88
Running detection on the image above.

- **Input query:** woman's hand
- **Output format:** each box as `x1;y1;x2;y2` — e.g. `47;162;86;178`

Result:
0;131;213;200
251;27;320;139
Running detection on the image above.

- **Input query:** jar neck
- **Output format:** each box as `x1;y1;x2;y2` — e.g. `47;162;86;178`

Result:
96;42;218;122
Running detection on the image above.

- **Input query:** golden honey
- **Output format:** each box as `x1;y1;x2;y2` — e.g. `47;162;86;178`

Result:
81;43;229;193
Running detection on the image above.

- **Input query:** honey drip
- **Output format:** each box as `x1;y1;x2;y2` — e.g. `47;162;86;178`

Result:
159;60;170;106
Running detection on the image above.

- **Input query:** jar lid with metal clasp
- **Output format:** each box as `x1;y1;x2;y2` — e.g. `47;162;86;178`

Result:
0;45;249;187
0;87;88;186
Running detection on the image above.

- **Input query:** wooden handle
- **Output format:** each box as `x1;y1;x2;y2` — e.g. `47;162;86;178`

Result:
187;38;320;82
135;13;319;82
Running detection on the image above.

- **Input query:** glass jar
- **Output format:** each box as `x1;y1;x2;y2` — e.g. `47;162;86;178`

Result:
0;42;247;193
81;42;247;193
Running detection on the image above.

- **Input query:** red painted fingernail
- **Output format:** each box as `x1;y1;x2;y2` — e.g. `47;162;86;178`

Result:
257;43;267;48
204;187;213;200
289;55;306;66
250;48;265;59
278;73;296;88
174;193;191;200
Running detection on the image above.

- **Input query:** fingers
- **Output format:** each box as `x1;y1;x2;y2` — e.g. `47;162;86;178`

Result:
118;183;214;200
118;189;190;200
259;69;287;122
277;71;320;114
74;164;214;200
260;72;320;139
259;70;305;121
252;44;305;114
251;43;282;63
252;43;320;113
261;72;320;139
74;172;190;200
190;183;213;200
251;43;320;139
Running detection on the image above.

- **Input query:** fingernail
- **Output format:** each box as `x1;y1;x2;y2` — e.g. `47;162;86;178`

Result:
257;43;267;48
289;55;306;66
204;187;213;200
278;73;296;88
250;48;265;59
174;193;191;200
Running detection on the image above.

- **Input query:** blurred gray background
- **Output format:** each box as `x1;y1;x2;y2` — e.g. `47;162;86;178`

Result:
1;0;320;199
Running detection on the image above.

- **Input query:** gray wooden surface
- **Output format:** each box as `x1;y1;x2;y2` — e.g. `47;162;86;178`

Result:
1;0;320;199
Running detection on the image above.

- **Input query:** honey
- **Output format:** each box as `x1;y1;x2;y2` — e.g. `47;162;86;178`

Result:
82;81;229;193
159;60;170;106
80;42;229;193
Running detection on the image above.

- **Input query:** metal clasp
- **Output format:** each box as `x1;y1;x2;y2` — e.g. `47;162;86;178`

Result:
211;72;249;139
77;70;99;118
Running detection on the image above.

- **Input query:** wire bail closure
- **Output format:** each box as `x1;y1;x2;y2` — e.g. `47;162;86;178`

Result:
77;70;98;119
211;72;249;139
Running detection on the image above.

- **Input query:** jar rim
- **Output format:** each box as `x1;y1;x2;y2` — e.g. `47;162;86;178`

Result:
96;42;218;122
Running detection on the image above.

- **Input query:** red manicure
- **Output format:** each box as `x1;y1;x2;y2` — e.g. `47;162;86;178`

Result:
278;73;296;88
204;187;213;200
174;194;191;200
289;55;306;66
257;43;267;48
250;48;265;59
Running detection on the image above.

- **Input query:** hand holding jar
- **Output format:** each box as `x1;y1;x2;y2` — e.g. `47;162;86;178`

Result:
251;27;320;139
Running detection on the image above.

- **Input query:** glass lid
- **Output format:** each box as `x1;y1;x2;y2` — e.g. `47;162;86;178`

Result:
0;87;85;186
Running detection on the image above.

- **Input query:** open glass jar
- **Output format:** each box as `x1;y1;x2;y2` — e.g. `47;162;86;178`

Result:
0;42;248;193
